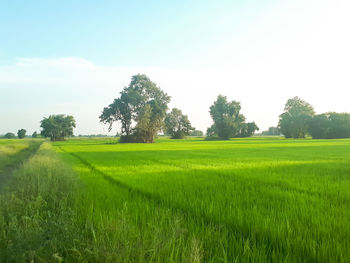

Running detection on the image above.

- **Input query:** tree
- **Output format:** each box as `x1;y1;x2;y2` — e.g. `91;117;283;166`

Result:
17;129;26;139
278;97;315;138
40;114;76;141
308;112;350;139
100;97;132;136
190;130;204;136
4;132;16;139
207;95;246;139
261;127;281;136
32;131;38;138
165;108;194;139
100;74;170;143
237;122;259;137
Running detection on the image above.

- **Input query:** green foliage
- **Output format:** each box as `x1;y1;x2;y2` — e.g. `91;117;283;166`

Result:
100;97;133;135
1;138;350;262
278;96;315;138
0;143;78;262
52;137;350;262
237;121;259;137
17;129;26;139
100;74;170;143
0;140;40;184
190;130;204;136
3;132;15;139
261;127;281;136
40;114;76;141
165;108;194;139
308;112;350;139
32;131;38;138
207;95;257;139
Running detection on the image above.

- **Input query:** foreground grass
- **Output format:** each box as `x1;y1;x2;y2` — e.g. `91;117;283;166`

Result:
55;137;350;262
0;143;78;262
1;138;349;262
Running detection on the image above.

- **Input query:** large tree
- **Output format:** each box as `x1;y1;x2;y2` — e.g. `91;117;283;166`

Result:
308;112;350;139
40;114;76;141
237;122;259;137
207;95;246;139
4;132;16;139
278;97;315;138
17;129;26;139
165;108;194;139
100;74;170;143
100;97;132;136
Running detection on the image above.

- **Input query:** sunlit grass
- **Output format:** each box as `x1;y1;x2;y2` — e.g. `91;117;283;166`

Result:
0;143;78;262
54;137;350;262
0;139;42;178
1;137;349;262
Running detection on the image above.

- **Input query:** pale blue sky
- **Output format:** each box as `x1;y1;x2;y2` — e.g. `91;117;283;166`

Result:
1;0;350;135
0;0;268;66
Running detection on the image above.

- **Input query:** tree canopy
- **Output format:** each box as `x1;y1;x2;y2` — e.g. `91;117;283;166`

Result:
40;114;76;141
278;97;315;138
17;129;26;139
4;132;16;139
237;122;259;137
190;130;204;136
100;74;170;143
308;112;350;139
165;108;194;139
207;95;258;139
261;127;281;136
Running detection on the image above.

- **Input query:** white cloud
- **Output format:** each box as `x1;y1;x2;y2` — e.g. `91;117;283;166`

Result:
1;0;350;135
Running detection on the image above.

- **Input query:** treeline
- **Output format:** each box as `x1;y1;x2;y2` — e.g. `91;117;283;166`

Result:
1;129;38;139
100;74;259;142
1;115;76;141
3;74;349;142
278;97;350;139
260;127;281;136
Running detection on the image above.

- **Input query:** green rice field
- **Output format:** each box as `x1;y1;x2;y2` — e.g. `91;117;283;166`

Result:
1;137;350;262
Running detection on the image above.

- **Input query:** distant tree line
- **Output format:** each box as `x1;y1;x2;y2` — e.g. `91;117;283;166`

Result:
278;96;350;139
2;115;76;141
2;130;28;139
1;131;40;139
4;75;349;142
100;74;259;142
260;127;281;136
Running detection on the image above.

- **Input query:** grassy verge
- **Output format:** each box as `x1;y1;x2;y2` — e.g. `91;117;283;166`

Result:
0;139;42;191
0;139;42;173
0;142;78;262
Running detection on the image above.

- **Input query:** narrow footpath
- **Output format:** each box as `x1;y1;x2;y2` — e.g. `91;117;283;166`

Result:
0;140;42;192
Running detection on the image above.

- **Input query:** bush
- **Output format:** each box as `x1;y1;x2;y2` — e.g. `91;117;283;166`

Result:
119;134;138;143
4;132;16;139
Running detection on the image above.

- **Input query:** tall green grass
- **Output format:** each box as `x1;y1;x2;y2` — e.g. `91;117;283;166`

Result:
0;139;42;191
54;137;350;262
0;139;35;173
0;143;78;262
1;138;349;262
